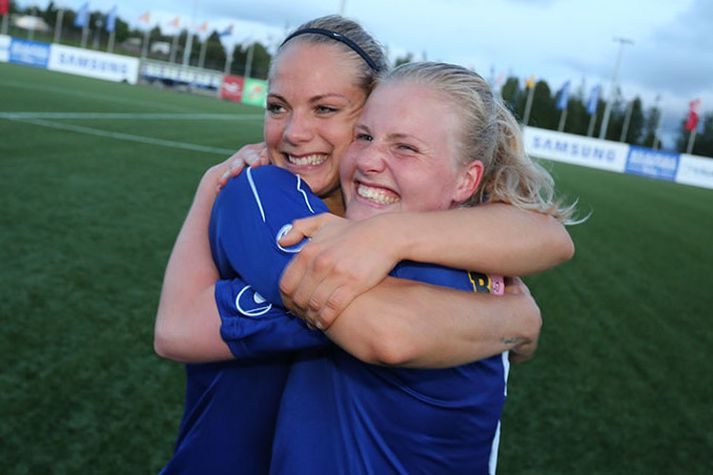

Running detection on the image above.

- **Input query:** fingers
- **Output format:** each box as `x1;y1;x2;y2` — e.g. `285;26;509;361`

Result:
278;215;327;247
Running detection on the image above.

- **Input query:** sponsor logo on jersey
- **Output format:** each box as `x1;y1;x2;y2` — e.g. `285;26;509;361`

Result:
235;285;272;317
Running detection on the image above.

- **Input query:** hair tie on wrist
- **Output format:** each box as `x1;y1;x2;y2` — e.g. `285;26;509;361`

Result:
280;27;380;71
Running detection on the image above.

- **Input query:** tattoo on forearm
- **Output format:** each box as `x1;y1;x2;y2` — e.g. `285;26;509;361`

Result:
501;336;524;347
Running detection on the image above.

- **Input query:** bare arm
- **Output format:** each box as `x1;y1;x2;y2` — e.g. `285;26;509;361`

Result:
153;165;234;362
324;277;541;368
280;206;573;328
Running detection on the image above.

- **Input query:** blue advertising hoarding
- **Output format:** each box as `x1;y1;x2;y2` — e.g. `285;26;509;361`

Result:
625;146;680;181
9;38;50;68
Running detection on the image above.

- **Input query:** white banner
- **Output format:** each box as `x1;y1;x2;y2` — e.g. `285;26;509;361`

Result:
523;126;628;173
48;44;139;84
141;59;223;90
0;34;10;63
676;154;713;190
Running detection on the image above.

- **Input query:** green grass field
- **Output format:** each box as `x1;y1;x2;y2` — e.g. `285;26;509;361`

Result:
1;61;712;474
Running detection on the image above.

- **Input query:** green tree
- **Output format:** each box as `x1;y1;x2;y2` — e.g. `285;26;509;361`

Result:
393;53;413;67
642;105;661;148
622;97;645;145
500;76;523;120
528;80;556;129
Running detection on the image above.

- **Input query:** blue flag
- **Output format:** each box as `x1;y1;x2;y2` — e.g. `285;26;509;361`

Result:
587;85;600;115
74;2;89;28
218;24;234;37
556;80;570;110
106;6;117;33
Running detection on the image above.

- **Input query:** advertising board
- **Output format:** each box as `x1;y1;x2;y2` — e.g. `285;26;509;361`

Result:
48;44;139;84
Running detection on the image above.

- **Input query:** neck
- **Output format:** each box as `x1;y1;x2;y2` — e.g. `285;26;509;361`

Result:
322;187;345;217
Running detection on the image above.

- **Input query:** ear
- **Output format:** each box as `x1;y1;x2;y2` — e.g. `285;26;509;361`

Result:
453;160;484;203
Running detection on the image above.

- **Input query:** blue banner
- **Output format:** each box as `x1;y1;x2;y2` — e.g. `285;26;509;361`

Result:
587;85;600;115
75;2;90;28
625;146;679;181
556;80;570;110
9;38;50;68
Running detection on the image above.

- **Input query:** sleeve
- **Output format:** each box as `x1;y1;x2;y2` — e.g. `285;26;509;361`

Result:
391;261;504;295
209;165;330;305
215;277;331;359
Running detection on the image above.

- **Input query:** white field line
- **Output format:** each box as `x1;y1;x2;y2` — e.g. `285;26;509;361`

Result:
7;118;236;155
0;112;263;120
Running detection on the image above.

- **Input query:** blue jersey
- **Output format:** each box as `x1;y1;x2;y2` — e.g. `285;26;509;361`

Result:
161;167;329;474
164;166;508;474
271;263;509;475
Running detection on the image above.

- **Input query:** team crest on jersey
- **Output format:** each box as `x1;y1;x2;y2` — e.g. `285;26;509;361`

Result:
468;271;494;294
276;224;310;253
235;285;272;317
468;271;504;295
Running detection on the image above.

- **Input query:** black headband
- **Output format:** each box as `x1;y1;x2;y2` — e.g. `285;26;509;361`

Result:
280;27;380;71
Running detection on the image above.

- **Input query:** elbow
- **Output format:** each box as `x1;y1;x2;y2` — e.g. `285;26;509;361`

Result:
366;327;420;367
153;319;188;362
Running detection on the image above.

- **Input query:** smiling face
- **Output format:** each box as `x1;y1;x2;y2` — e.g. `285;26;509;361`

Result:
264;41;367;202
340;80;483;221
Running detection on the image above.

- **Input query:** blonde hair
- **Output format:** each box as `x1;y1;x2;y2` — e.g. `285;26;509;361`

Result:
271;15;388;95
380;62;576;223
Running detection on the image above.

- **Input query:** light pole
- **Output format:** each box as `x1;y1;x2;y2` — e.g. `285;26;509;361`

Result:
599;37;633;140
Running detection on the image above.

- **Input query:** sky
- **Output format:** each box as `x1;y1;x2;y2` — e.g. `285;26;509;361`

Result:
18;0;713;147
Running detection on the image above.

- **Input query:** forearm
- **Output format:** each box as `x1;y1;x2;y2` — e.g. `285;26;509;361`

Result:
384;204;574;275
154;166;230;362
325;277;540;368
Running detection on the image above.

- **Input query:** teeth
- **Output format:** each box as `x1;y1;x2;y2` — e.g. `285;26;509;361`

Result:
287;154;328;166
357;184;399;205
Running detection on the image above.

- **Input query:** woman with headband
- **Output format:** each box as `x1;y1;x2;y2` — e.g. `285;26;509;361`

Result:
156;15;573;474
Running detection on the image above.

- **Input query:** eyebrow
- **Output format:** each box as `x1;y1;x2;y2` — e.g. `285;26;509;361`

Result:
267;93;350;103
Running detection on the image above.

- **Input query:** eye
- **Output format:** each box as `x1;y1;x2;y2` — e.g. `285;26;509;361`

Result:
355;132;373;142
316;105;339;114
396;143;418;153
267;102;285;114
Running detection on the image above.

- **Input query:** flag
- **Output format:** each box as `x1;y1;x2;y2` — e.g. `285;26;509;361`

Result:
74;2;89;28
106;6;117;33
167;16;180;29
685;99;701;132
586;85;600;115
525;75;536;89
196;21;208;33
0;0;9;16
219;24;234;37
138;11;151;25
556;80;570;110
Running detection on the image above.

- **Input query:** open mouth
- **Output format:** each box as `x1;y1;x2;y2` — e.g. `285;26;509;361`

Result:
285;153;329;167
356;182;400;205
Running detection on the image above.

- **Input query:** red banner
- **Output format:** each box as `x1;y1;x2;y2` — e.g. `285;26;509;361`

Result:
220;75;244;103
0;0;9;16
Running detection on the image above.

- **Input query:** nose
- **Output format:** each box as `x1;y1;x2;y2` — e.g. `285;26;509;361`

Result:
283;112;314;145
355;140;387;174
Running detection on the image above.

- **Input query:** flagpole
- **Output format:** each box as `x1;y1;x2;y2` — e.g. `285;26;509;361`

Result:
108;30;115;52
557;108;567;132
53;8;64;43
587;113;596;137
198;37;208;69
599;37;633;139
170;33;179;63
224;44;234;75
245;42;255;79
619;100;633;142
1;12;7;36
141;29;150;59
183;0;197;66
522;81;535;126
80;23;89;48
686;128;697;155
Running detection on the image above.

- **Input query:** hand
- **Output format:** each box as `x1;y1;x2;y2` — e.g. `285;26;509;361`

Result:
503;277;541;364
279;213;399;330
216;142;269;192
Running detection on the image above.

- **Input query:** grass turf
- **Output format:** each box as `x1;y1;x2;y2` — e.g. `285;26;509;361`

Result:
1;61;712;474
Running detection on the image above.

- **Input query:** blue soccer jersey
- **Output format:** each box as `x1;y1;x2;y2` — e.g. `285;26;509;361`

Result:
208;167;508;474
161;167;330;474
